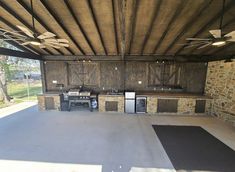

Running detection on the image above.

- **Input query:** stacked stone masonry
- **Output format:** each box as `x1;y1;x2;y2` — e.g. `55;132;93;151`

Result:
205;61;235;124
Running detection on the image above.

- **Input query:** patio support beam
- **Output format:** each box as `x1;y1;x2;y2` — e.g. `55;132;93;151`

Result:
43;54;235;62
163;0;212;55
16;0;65;55
0;47;42;60
63;0;96;55
176;0;235;55
153;1;185;54
140;0;162;55
118;0;126;60
87;0;107;55
40;0;85;55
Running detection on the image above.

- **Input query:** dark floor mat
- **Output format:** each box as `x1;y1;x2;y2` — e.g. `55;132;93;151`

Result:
152;125;235;172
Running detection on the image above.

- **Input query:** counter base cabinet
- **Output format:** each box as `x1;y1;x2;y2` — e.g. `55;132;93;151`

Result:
38;94;61;111
98;95;124;112
157;99;178;113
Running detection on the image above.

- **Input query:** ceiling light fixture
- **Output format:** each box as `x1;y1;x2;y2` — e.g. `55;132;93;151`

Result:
212;40;226;46
30;40;41;45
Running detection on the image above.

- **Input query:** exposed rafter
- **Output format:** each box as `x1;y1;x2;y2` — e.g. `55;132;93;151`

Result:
163;0;213;55
16;0;66;55
140;0;162;55
87;0;107;55
111;0;119;55
118;0;126;60
63;0;96;55
40;0;85;55
128;0;139;54
176;0;235;55
0;47;42;60
153;1;185;54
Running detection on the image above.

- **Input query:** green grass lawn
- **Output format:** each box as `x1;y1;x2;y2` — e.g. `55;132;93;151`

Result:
8;80;42;101
0;80;42;108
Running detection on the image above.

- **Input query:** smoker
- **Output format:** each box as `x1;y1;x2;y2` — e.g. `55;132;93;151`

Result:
125;91;136;113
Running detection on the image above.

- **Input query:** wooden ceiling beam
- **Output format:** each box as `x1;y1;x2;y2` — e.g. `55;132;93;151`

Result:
87;0;107;55
43;54;235;62
63;0;96;55
111;0;119;55
152;1;185;54
0;47;42;60
128;0;139;54
176;0;235;55
16;0;65;55
40;0;85;55
163;0;213;55
118;0;126;60
140;0;162;55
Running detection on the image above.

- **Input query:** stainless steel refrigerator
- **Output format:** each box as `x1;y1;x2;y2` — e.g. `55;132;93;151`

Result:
125;92;136;113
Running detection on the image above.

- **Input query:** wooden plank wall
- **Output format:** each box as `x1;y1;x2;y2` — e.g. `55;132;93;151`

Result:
43;61;207;93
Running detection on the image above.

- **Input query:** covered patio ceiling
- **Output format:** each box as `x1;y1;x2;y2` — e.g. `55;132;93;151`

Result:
0;0;235;61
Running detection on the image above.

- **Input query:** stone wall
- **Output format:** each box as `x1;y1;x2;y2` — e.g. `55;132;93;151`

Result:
205;60;235;124
147;96;158;113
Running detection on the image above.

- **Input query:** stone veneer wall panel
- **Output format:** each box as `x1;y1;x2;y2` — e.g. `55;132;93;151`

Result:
205;61;235;123
147;97;158;114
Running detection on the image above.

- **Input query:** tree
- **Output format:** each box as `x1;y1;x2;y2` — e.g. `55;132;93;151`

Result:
0;41;11;103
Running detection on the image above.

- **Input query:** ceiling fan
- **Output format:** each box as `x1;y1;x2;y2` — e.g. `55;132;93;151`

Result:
184;0;235;49
0;0;69;49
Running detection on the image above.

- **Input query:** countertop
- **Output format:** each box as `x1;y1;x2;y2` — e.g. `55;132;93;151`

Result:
99;91;211;99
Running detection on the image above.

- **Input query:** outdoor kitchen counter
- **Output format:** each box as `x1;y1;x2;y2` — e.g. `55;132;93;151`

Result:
135;92;212;99
98;93;124;112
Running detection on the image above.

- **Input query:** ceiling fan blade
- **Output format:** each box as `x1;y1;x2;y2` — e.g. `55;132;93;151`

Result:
57;39;69;43
58;43;69;47
209;29;221;38
224;31;235;38
37;32;56;39
21;41;31;45
16;25;34;38
39;44;46;49
44;43;60;49
197;42;212;49
186;38;211;41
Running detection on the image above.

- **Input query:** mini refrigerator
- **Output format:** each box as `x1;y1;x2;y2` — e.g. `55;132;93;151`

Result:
125;92;136;113
136;97;147;113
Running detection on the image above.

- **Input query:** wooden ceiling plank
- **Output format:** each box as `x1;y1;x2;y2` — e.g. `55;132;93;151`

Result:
118;0;126;60
40;0;85;55
176;0;235;55
111;0;119;55
63;0;96;55
127;0;139;54
163;0;213;55
87;0;107;55
152;1;185;54
140;0;162;55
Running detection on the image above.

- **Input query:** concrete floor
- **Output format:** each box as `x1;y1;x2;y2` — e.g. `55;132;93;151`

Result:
0;106;235;172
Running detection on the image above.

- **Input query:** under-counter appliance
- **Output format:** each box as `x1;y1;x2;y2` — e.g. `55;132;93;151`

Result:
125;92;136;113
136;97;147;113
